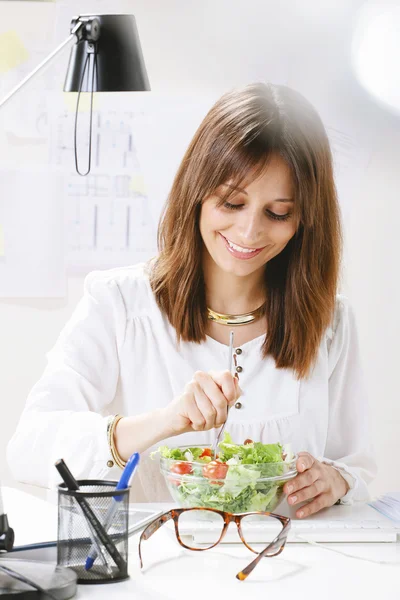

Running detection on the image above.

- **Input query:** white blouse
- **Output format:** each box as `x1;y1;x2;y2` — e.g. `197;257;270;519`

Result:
7;263;377;504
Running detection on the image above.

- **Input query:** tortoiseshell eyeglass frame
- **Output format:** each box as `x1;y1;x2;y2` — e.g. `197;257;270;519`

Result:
138;507;291;581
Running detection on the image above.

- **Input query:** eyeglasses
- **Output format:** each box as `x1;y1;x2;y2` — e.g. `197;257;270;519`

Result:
139;507;291;581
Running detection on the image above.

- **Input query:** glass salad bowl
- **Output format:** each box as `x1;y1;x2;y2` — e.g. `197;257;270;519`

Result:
156;436;298;514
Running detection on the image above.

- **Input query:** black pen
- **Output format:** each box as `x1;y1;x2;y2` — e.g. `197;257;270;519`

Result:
55;459;127;575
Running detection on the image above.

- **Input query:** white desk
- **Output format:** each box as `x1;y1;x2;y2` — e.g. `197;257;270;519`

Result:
2;487;400;600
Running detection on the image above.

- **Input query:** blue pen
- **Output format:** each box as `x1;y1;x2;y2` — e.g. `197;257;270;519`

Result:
85;452;140;571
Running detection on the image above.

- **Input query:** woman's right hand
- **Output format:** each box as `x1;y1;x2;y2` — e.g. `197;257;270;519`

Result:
114;370;241;461
163;370;242;437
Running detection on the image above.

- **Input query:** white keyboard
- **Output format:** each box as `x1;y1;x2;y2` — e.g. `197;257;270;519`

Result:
177;502;400;544
182;518;400;544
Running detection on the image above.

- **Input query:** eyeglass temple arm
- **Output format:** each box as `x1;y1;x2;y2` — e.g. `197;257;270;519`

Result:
138;510;174;569
236;523;291;581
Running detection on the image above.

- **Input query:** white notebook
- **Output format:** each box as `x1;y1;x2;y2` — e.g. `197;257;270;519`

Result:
368;492;400;524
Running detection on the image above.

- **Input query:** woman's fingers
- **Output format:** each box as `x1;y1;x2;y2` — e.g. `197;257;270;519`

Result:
294;493;331;518
193;385;219;430
284;452;317;495
286;466;319;496
184;386;208;431
296;451;315;473
286;475;325;506
193;372;229;427
208;369;241;405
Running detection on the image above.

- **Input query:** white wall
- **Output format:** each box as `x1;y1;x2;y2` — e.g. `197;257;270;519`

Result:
1;0;399;499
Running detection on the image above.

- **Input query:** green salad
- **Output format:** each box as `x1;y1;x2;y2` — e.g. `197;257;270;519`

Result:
152;433;296;513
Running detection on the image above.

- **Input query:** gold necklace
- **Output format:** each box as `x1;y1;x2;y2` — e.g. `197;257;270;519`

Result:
207;304;265;326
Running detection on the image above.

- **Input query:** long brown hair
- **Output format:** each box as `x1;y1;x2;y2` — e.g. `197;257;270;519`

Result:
150;83;342;379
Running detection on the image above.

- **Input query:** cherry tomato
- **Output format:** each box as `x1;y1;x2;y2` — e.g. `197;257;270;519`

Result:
244;438;253;445
170;462;193;475
168;461;193;486
202;461;229;482
200;448;212;458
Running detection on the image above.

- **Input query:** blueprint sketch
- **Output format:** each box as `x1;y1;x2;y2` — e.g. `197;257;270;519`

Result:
50;101;157;272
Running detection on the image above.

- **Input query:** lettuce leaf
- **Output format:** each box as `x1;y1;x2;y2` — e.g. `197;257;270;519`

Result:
217;432;283;465
222;464;261;497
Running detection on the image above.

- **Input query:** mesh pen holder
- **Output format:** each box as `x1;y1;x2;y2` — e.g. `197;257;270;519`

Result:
57;480;129;584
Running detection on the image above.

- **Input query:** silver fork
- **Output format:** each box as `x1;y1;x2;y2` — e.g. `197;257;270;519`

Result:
211;330;235;458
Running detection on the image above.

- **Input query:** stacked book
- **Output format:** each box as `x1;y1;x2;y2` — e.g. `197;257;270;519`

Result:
369;492;400;522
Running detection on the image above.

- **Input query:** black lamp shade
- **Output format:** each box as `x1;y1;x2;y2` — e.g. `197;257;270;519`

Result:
64;14;150;92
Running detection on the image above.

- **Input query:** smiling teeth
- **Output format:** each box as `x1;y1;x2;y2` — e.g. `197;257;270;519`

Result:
227;239;258;253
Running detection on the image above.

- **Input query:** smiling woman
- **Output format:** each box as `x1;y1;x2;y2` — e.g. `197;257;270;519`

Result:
152;83;341;376
8;83;376;517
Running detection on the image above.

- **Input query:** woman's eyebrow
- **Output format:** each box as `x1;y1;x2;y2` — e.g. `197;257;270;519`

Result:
222;184;294;203
223;183;248;195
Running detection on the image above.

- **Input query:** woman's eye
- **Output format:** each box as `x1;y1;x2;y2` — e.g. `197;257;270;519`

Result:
266;210;291;222
223;201;242;210
222;202;291;222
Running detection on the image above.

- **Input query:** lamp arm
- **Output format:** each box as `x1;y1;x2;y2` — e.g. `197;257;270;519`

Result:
0;20;84;110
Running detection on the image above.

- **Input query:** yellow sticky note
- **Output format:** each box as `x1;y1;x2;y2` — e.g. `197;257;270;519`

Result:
129;174;147;195
0;224;5;257
63;93;99;112
0;31;29;73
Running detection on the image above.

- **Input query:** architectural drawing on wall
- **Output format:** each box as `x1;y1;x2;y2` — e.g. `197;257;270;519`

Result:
51;104;157;272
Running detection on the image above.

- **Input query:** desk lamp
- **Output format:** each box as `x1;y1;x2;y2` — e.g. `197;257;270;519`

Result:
0;14;150;174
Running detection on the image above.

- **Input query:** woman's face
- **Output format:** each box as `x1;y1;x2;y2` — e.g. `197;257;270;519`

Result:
199;154;297;279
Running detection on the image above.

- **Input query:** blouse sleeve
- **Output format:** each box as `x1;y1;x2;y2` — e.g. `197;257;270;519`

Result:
317;295;378;504
7;271;127;488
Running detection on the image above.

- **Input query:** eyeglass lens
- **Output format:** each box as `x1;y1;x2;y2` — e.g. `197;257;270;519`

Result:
176;509;283;552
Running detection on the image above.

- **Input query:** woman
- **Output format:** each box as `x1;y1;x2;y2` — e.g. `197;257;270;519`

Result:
7;83;376;517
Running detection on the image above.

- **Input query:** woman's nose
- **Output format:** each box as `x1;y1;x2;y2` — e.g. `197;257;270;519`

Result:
237;213;265;245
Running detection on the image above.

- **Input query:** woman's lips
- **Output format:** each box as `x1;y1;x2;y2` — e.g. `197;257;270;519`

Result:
219;233;265;260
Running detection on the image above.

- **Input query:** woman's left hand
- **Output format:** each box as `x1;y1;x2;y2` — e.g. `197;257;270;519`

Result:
283;451;350;518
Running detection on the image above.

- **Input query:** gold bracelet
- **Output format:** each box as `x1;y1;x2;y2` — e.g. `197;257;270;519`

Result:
107;414;126;469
